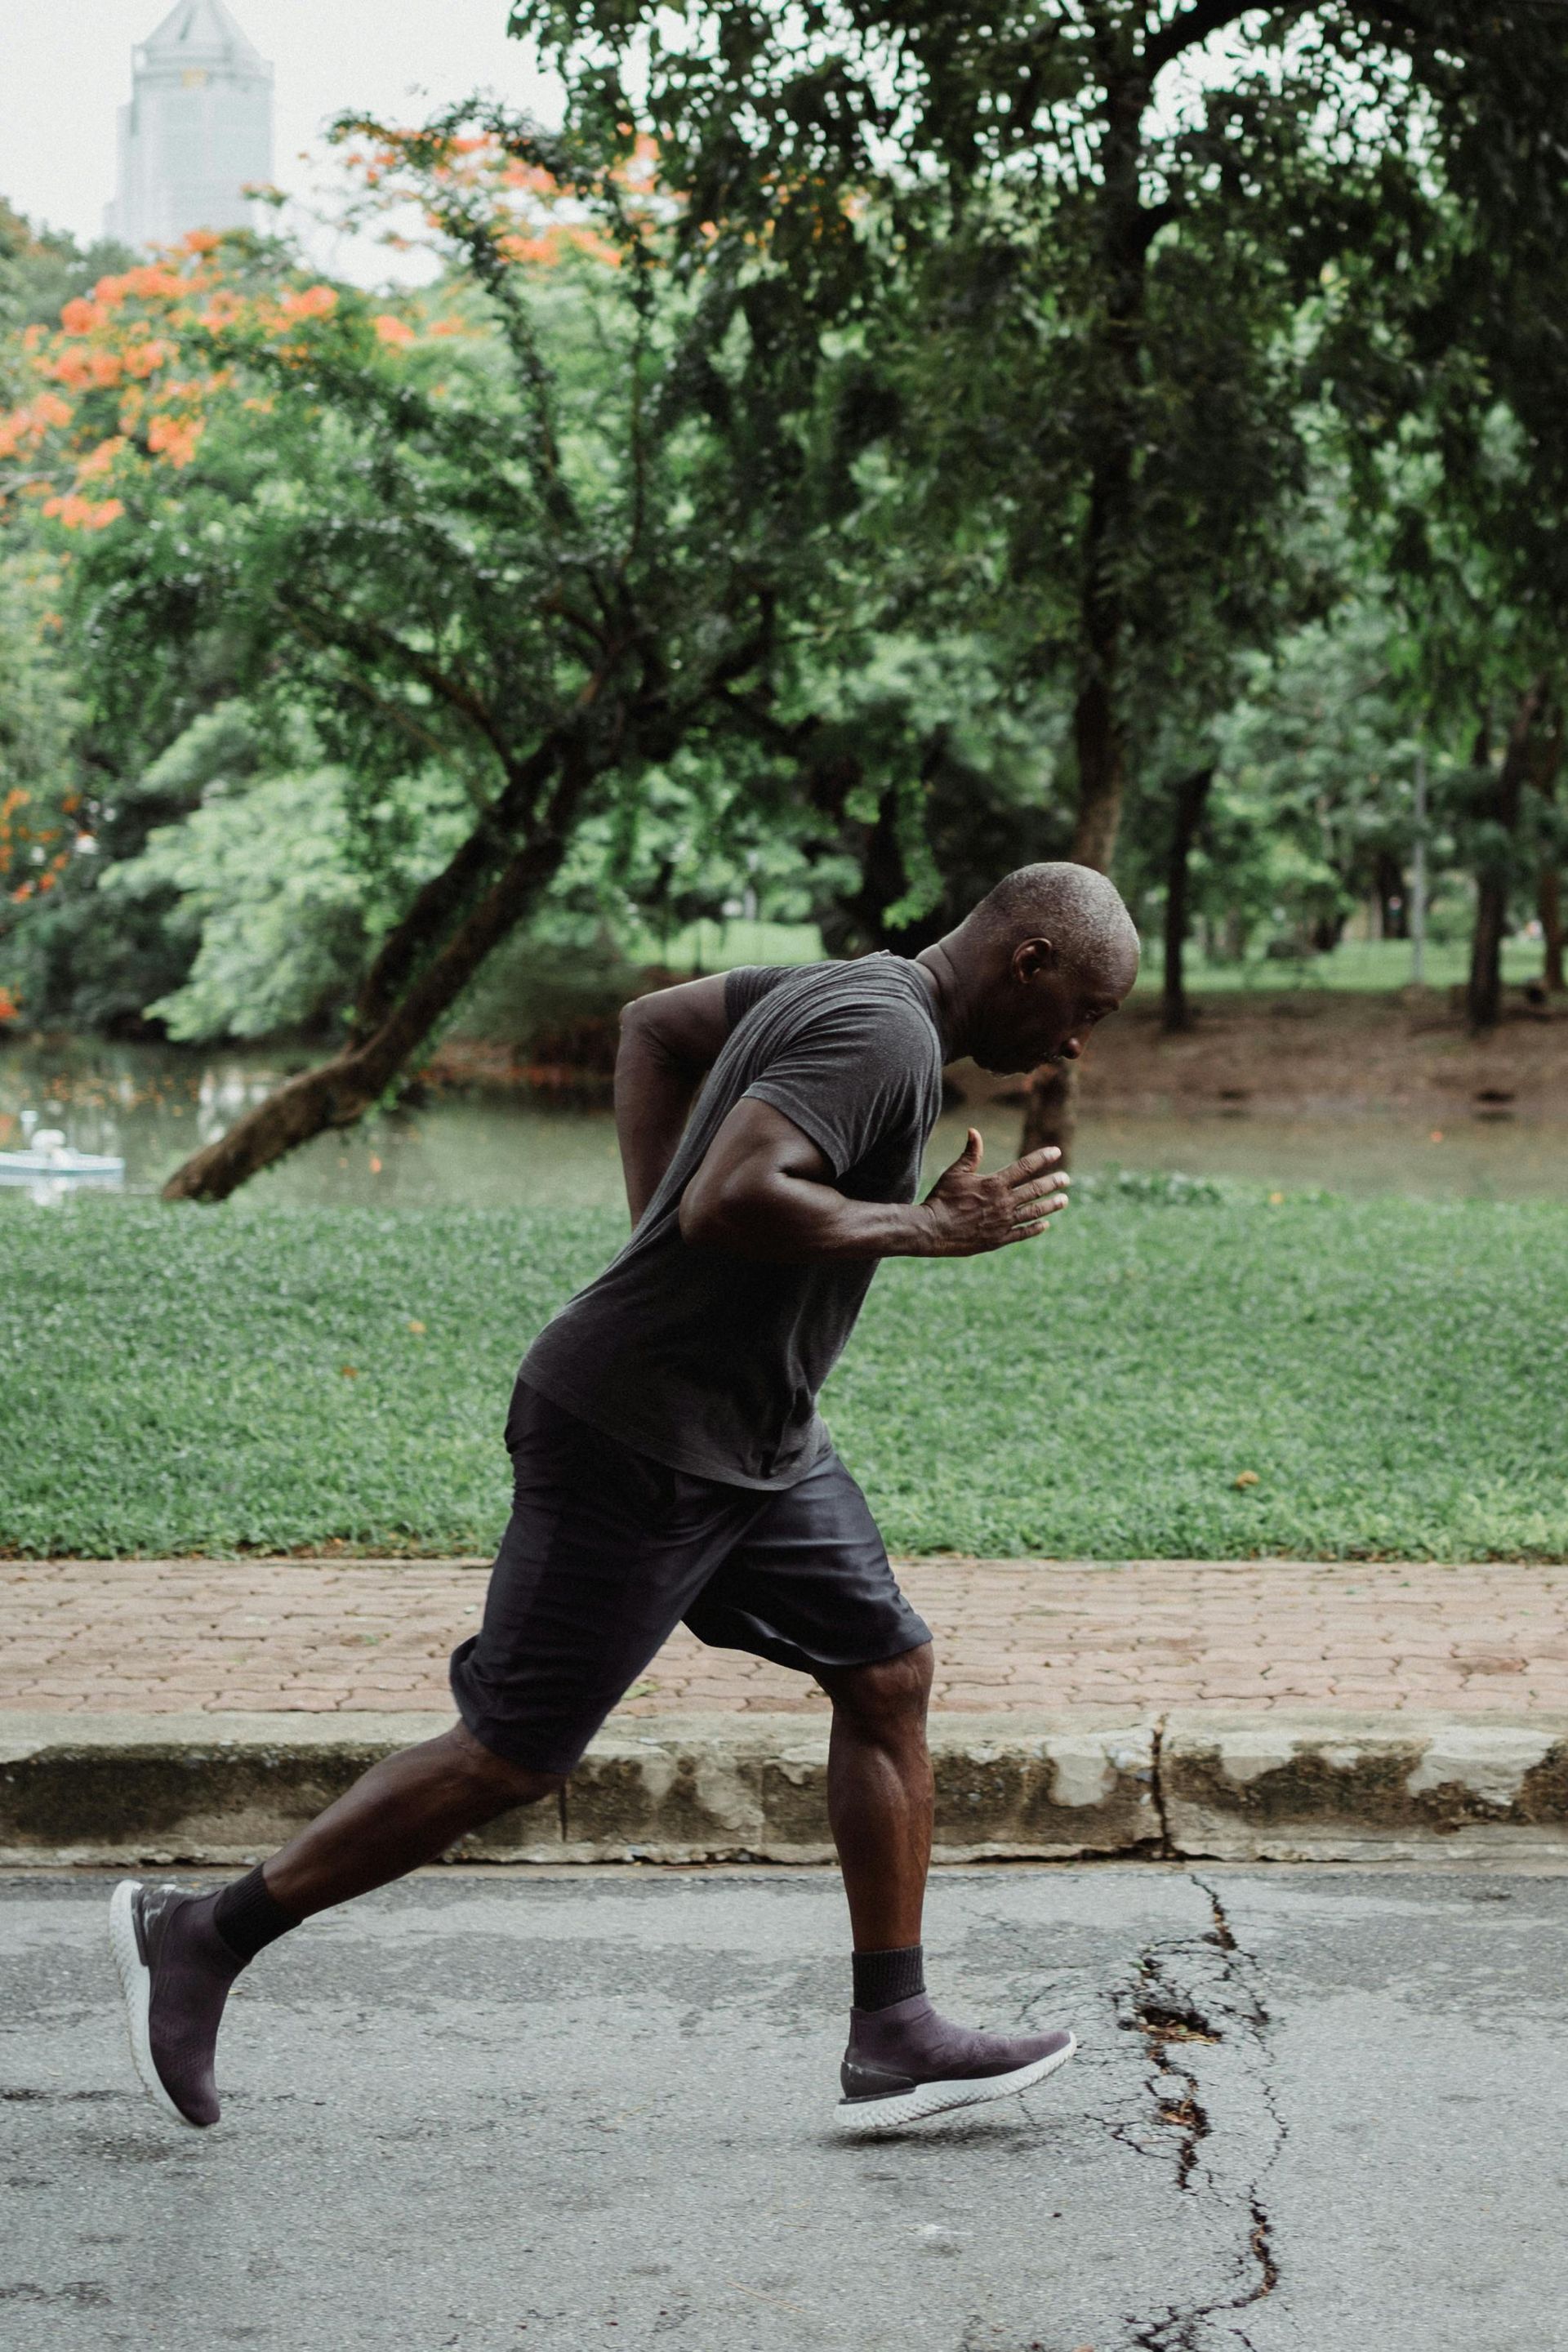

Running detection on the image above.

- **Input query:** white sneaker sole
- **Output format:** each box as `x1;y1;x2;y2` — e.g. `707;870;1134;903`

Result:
834;2032;1076;2132
109;1881;203;2130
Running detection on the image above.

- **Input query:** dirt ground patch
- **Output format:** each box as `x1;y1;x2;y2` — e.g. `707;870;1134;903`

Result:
958;989;1568;1122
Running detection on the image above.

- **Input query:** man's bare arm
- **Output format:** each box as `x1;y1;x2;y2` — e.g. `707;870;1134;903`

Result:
615;974;733;1226
679;1100;1068;1263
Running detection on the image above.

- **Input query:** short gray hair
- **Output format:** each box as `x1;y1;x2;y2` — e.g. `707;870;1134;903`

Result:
966;862;1139;980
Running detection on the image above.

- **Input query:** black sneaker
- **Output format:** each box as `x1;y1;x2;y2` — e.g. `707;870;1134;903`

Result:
109;1880;241;2128
835;1993;1076;2132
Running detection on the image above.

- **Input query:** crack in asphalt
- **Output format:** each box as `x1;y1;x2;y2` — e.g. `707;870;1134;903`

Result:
1149;1719;1174;1856
1112;1876;1285;2352
940;1879;1286;2349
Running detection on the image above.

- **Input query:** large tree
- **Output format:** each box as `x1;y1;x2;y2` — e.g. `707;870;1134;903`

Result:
510;0;1568;1125
2;118;866;1196
509;3;1501;855
1315;20;1568;1031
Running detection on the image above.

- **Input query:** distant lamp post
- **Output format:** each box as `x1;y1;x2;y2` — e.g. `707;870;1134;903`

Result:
1410;746;1428;989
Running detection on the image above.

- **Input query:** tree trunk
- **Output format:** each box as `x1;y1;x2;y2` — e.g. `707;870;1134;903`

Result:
1468;873;1509;1031
1019;1062;1076;1160
1531;707;1565;992
1541;865;1565;992
1467;678;1546;1033
1161;764;1214;1033
1070;621;1127;872
1374;849;1407;939
1065;51;1147;876
346;733;564;1044
162;760;592;1201
1022;55;1149;1158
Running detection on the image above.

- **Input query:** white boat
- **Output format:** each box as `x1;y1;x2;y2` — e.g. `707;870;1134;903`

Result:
0;1127;125;1185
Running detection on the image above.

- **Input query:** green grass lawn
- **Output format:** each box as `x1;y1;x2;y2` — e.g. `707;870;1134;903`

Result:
611;917;1544;999
3;1186;1564;1560
1136;933;1544;996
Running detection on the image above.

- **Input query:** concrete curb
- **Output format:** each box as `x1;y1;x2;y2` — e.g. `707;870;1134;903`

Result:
2;1709;1566;1866
1161;1709;1568;1860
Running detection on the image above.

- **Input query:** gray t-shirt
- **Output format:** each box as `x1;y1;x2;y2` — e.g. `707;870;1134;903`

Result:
519;955;946;1488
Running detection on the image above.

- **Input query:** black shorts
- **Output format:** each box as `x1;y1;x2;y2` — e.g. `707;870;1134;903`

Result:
449;1381;931;1775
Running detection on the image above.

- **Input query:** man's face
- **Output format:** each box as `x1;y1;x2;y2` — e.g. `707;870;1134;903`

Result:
970;937;1137;1076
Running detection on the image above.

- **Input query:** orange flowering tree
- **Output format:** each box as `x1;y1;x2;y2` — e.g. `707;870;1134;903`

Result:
0;107;844;1197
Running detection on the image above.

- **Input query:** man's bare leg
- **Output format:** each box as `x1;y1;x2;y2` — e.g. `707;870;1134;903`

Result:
110;1724;559;2127
819;1642;1076;2131
817;1646;934;1953
261;1722;562;1918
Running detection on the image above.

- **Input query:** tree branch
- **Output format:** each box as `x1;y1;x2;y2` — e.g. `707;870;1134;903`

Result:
1134;194;1184;252
283;609;453;766
283;593;518;777
1142;0;1263;81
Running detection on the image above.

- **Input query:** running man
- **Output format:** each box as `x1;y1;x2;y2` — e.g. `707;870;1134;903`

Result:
112;862;1139;2134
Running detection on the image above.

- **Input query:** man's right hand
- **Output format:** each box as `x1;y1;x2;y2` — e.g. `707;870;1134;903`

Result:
915;1129;1069;1257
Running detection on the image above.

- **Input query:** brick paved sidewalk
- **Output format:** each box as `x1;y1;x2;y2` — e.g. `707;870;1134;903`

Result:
4;1556;1568;1717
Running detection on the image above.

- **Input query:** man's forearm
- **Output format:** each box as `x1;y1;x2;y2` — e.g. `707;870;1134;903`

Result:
679;1107;1067;1263
681;1168;933;1263
615;1031;704;1227
612;975;736;1225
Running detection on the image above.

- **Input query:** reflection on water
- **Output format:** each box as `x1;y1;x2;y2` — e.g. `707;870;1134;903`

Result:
1073;1109;1568;1201
0;1040;630;1211
1;1039;1565;1208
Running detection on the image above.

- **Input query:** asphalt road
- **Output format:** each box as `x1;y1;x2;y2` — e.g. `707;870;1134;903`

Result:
2;1864;1566;2352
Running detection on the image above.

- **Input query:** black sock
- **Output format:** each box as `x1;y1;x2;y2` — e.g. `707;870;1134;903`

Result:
852;1944;926;2011
212;1864;298;1967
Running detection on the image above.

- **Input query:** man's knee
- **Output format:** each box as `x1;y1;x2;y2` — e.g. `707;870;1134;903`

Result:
442;1721;565;1812
823;1642;933;1737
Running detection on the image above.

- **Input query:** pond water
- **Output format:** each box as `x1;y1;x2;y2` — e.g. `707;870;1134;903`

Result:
1;1038;1565;1209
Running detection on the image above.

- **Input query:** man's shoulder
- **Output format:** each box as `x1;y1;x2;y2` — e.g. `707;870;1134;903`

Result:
769;955;937;1024
754;960;944;1096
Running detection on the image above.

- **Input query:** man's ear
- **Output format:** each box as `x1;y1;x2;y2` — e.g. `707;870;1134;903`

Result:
1013;936;1057;982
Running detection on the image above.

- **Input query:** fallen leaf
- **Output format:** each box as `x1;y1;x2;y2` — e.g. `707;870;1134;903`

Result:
407;1318;426;1334
340;1365;358;1379
1233;1469;1259;1489
1429;1129;1444;1143
1267;1190;1284;1205
369;1155;383;1174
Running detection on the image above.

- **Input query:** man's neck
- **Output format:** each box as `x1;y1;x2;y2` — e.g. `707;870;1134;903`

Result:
912;942;972;1063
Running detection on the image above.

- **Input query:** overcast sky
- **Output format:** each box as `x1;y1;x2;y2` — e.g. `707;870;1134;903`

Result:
0;0;564;274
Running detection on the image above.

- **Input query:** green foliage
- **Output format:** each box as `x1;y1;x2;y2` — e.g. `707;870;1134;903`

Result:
2;122;941;1116
107;768;386;1042
1;690;250;1033
0;546;82;858
0;546;106;1025
1199;597;1425;957
1074;1166;1230;1207
508;0;1568;969
510;5;1554;791
3;1191;1564;1560
9;20;1568;1054
101;724;473;1042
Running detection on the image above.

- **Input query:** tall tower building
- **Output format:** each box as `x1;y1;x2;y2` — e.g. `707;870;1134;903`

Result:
105;1;274;250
